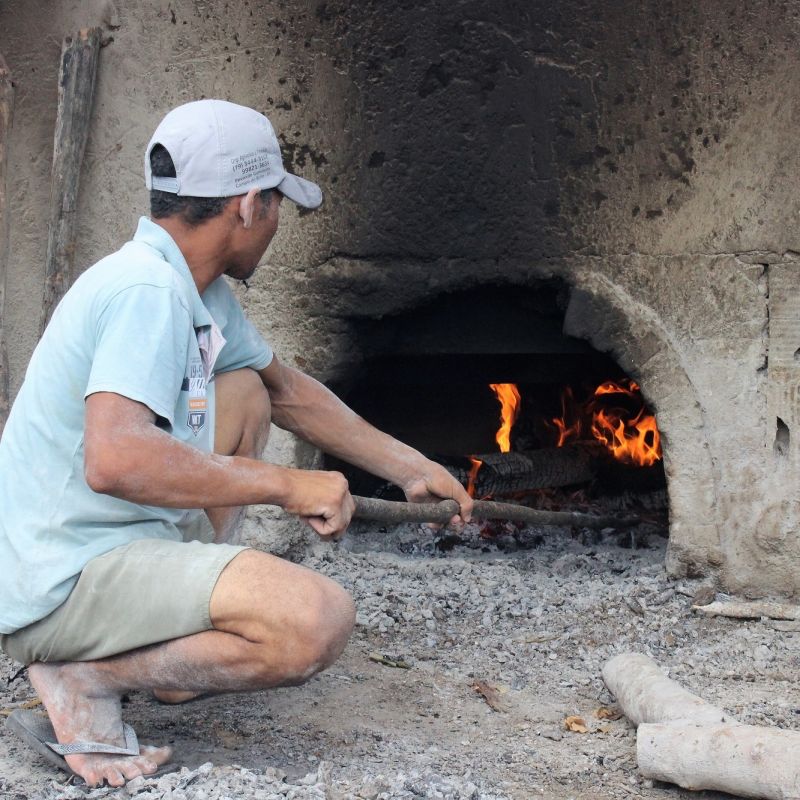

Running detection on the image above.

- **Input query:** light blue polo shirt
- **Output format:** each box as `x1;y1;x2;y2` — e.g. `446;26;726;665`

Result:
0;217;273;634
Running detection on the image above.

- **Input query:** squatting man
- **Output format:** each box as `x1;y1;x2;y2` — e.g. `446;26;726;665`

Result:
0;100;472;787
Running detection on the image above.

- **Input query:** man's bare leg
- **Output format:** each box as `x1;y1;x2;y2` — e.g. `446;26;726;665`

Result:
29;545;356;786
28;368;356;785
156;368;271;704
206;367;272;544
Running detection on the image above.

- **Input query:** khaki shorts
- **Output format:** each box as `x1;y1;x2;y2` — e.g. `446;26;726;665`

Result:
0;514;248;665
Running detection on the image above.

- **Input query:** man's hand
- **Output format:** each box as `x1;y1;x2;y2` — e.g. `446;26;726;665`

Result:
401;460;473;526
282;469;355;540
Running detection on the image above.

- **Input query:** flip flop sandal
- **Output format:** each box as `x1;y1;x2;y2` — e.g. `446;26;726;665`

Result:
5;708;168;784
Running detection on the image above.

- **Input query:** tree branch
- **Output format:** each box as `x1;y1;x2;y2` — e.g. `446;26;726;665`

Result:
352;496;639;529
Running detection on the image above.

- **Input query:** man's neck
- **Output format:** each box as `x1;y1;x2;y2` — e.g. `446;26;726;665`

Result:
151;216;230;294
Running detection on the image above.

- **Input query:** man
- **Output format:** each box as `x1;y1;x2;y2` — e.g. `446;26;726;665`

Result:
0;100;472;788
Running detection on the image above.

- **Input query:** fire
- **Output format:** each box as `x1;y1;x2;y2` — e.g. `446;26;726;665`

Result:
466;456;483;498
466;383;521;498
489;383;521;453
551;378;662;467
551;386;581;447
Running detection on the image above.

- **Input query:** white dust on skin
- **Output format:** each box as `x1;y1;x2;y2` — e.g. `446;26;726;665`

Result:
27;662;171;787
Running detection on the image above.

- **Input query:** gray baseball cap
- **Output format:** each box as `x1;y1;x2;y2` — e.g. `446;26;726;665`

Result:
144;99;322;209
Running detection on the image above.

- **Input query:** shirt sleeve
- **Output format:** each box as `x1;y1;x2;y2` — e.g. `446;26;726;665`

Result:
204;278;274;374
85;283;192;425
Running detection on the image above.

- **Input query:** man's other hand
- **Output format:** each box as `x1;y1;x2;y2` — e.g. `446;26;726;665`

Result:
401;461;473;526
284;469;354;540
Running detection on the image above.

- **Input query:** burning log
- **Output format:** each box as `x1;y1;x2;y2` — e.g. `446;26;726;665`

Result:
450;445;598;496
348;442;661;502
352;496;640;529
603;653;800;799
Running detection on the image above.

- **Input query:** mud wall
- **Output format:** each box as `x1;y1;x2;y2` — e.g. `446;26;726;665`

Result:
1;0;799;594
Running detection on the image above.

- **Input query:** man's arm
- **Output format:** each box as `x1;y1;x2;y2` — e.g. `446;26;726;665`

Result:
259;357;473;521
83;391;354;537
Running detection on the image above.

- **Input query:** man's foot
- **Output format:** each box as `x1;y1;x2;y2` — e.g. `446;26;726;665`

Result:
152;688;204;704
27;662;172;787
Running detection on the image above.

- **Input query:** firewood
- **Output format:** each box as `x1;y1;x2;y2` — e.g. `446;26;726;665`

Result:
451;445;597;496
0;52;12;436
638;721;800;799
352;496;640;529
40;28;101;333
602;652;728;726
692;599;800;622
603;653;800;799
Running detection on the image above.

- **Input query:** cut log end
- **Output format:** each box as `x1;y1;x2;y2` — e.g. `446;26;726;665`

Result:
602;652;728;727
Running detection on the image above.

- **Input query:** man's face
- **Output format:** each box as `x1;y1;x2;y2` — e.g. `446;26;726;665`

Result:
225;190;282;281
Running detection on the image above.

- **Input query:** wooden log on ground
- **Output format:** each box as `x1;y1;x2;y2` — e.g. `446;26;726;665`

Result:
352;496;640;529
40;28;101;334
692;599;800;622
637;721;800;799
602;652;729;726
0;52;13;436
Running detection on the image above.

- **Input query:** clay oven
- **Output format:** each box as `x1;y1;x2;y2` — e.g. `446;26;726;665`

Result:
2;0;800;595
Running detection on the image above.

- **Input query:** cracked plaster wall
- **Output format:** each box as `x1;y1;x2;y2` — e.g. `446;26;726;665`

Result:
1;0;799;593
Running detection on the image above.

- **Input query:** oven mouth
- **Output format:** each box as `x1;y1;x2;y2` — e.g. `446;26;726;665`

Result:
325;281;667;534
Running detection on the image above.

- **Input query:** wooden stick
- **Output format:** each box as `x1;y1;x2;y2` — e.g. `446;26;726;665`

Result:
352;496;640;529
602;652;729;726
0;52;13;436
40;28;101;334
692;599;800;622
638;721;800;799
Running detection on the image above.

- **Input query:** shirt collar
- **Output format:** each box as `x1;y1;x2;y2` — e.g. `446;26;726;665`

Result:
132;216;214;329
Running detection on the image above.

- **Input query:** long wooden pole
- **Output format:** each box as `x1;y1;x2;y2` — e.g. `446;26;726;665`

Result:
352;496;639;529
0;52;13;437
40;28;101;334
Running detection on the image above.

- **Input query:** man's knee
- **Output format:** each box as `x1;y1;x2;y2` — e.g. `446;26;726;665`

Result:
211;551;355;684
214;368;271;458
280;577;356;682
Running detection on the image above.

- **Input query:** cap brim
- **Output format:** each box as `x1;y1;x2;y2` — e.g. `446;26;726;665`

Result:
277;172;323;209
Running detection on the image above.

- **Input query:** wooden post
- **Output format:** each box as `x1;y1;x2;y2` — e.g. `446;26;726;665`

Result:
40;28;101;334
0;52;13;437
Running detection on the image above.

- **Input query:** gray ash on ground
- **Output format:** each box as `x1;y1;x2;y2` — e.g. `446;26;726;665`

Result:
1;513;797;799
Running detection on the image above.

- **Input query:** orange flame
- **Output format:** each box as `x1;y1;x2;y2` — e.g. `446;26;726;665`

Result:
489;383;521;453
552;379;662;467
466;456;483;498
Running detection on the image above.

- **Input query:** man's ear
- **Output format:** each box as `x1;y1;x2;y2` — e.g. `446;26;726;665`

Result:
238;188;260;229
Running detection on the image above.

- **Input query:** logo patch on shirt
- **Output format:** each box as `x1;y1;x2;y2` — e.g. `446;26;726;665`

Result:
188;409;206;435
185;358;207;436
